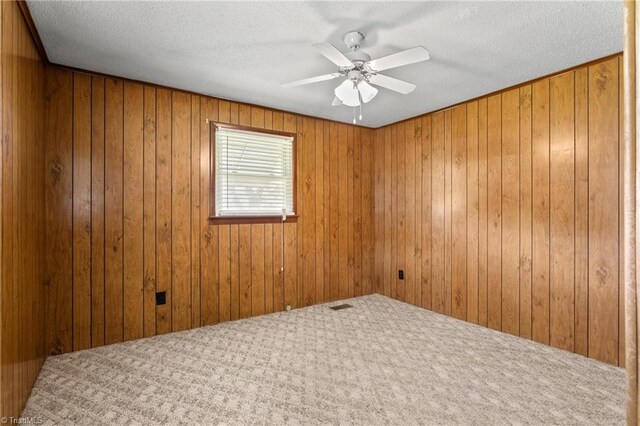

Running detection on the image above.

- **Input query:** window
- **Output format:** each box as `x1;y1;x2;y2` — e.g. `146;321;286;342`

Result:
210;123;297;223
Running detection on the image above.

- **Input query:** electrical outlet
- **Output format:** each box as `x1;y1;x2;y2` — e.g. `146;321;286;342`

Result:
156;291;166;306
398;270;404;280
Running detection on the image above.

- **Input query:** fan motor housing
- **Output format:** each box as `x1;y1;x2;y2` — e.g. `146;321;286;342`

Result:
345;50;371;64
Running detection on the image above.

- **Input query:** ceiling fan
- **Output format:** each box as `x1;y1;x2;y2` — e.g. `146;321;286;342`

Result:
281;31;430;123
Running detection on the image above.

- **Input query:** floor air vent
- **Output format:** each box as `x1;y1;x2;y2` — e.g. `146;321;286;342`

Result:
330;304;353;311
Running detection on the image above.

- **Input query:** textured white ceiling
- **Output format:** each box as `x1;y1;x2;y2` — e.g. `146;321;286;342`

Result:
28;1;622;128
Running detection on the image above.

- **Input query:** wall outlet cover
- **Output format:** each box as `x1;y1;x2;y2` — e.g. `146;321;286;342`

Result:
156;291;166;306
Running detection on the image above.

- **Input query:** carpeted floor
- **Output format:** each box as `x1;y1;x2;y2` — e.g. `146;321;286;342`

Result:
23;294;624;425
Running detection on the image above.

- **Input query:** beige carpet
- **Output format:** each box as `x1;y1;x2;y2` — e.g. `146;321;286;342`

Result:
23;294;624;425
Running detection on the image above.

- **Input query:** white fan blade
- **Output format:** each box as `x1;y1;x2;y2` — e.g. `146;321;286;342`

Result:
366;47;430;72
331;96;342;106
357;81;378;103
281;73;341;88
335;80;360;107
368;74;416;94
312;43;353;68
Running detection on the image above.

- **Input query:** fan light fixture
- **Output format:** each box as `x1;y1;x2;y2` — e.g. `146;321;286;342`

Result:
334;80;379;107
333;79;380;124
358;81;378;103
335;80;361;107
281;31;430;124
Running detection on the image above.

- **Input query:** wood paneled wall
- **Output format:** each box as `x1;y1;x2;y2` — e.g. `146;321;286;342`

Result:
373;55;624;366
0;0;47;418
45;67;375;355
44;51;623;369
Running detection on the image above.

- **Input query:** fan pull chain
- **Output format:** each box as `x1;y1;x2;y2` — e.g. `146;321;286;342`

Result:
353;107;356;124
359;103;363;121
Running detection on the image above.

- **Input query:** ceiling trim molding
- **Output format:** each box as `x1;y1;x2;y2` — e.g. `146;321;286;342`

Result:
379;51;624;130
17;0;49;63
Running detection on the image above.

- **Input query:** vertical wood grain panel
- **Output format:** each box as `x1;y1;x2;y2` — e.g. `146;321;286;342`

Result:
338;124;348;299
372;129;382;294
349;129;364;296
421;115;432;309
431;113;445;313
501;89;520;336
272;225;283;312
361;128;373;296
171;92;192;331
264;222;274;314
230;224;240;319
1;1;47;415
532;79;551;345
413;120;423;306
444;111;452;315
588;58;619;364
143;86;157;336
451;105;467;319
90;76;105;347
477;98;489;327
72;73;92;350
383;126;392;298
397;123;406;301
467;101;479;324
46;67;72;355
294;117;308;307
390;125;397;300
323;122;333;298
301;117;315;306
251;224;265;316
191;96;201;328
405;121;416;304
295;117;306;307
549;71;575;352
519;85;533;339
322;122;334;302
347;126;354;300
574;69;589;355
487;94;502;330
155;88;172;334
315;120;325;302
373;127;384;294
618;56;625;368
201;97;218;325
217;221;231;321
3;8;16;410
330;122;340;301
123;82;144;341
104;78;124;344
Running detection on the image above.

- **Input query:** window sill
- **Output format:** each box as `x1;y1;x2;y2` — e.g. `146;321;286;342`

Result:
208;215;298;225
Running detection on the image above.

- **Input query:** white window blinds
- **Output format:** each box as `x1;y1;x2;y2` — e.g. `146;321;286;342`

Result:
215;126;295;217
